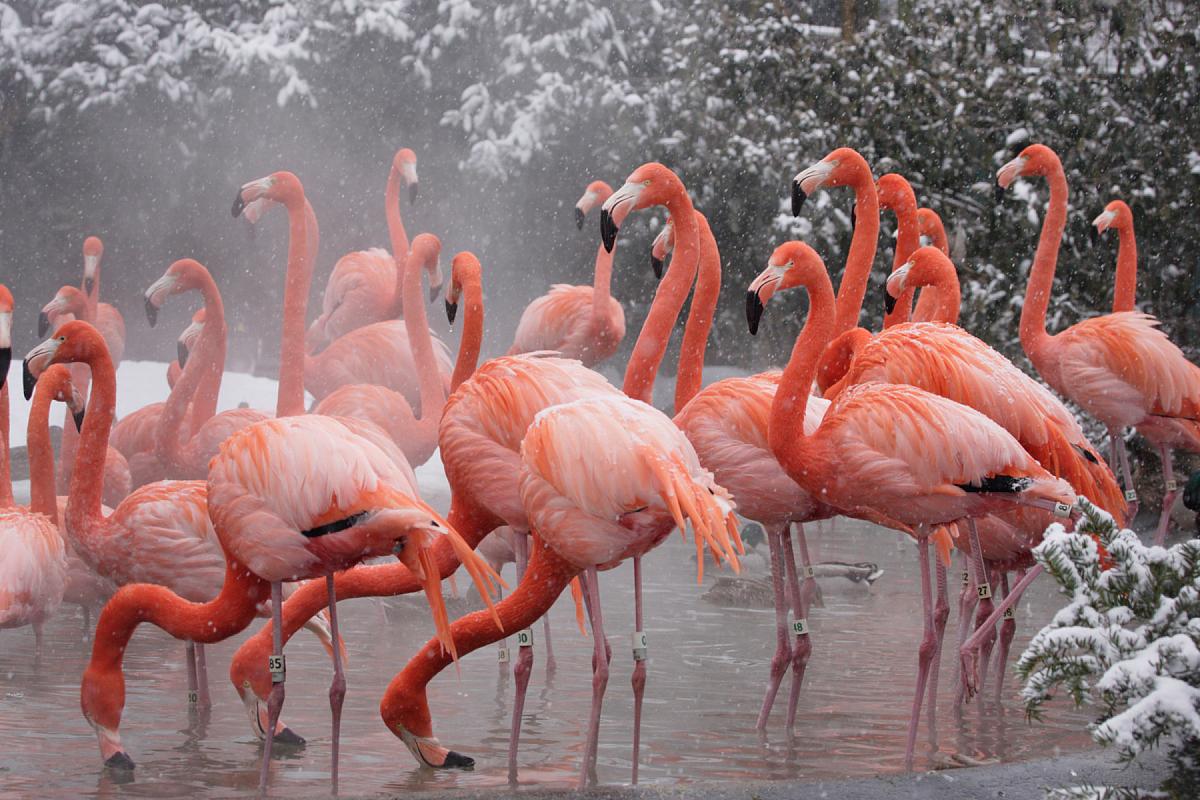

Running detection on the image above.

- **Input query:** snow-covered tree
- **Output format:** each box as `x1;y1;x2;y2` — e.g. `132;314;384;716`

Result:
1018;499;1200;799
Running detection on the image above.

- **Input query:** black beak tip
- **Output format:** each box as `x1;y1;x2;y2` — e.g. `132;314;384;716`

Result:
231;192;246;218
0;348;9;392
850;204;857;232
83;277;95;295
409;184;419;205
73;409;86;432
177;340;189;369
746;291;764;336
993;184;1006;204
22;361;36;401
883;284;898;315
1089;226;1100;246
144;298;158;328
574;207;585;230
445;300;458;325
791;182;807;217
37;311;50;338
651;256;664;280
600;209;618;253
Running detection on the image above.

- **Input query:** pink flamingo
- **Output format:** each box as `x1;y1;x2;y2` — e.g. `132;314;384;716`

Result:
507;180;626;366
74;410;498;794
999;144;1200;545
748;240;1077;770
312;234;447;467
382;392;740;788
917;207;950;255
306;148;420;352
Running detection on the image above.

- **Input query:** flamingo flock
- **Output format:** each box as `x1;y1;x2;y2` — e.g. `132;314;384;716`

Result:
3;140;1197;793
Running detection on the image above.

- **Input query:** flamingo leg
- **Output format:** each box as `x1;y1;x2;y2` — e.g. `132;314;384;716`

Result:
782;523;815;732
630;555;647;784
976;565;1003;695
953;551;977;705
904;533;936;772
326;574;346;795
496;584;509;670
34;621;44;660
258;581;286;794
991;570;1019;707
961;565;1043;696
507;533;534;784
82;605;91;640
1154;443;1178;546
963;519;995;699
580;566;609;789
755;524;791;730
196;643;212;710
542;610;557;672
185;640;199;706
1110;427;1139;520
925;555;949;748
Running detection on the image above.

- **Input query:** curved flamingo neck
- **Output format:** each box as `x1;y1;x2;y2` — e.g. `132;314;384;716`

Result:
403;241;443;428
1020;165;1068;366
385;166;411;318
770;277;837;479
1112;219;1137;313
882;199;919;328
67;340;117;539
187;269;227;425
833;172;880;337
0;386;13;508
82;260;100;323
27;384;58;520
913;268;960;325
278;195;315;417
622;192;699;404
590;239;615;318
674;211;720;412
450;273;484;393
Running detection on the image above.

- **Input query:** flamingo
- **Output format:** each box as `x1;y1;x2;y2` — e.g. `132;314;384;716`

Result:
917;207;950;255
381;393;741;788
747;240;1077;770
144;258;269;480
72;410;499;794
998;143;1200;545
312;234;447;467
306;147;420;352
507;180;626;366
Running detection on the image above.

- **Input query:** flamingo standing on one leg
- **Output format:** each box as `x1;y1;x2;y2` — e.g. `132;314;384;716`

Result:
507;180;626;367
747;240;1077;770
306;147;420;352
998;144;1200;546
73;410;499;794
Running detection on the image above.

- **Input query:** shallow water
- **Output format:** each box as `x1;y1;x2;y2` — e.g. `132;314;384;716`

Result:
0;515;1096;799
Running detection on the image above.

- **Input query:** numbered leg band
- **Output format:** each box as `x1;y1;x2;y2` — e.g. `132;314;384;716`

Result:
1166;479;1178;492
1052;502;1072;518
790;617;809;636
801;565;815;579
268;654;286;683
1002;607;1015;620
497;646;510;663
187;690;199;704
1124;489;1138;502
631;631;648;662
976;584;992;600
515;629;533;648
961;570;970;588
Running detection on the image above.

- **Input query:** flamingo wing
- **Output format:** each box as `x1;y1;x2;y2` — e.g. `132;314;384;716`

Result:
0;508;67;629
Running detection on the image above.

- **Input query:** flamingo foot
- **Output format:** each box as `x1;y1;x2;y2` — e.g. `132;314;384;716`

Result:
103;752;135;771
397;727;474;769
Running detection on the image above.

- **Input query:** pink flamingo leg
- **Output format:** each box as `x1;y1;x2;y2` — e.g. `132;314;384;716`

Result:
961;565;1043;697
782;523;815;732
953;552;978;705
755;524;791;730
326;574;346;795
1154;443;1178;546
185;640;199;706
991;570;1019;706
964;519;996;697
196;644;212;710
1110;428;1139;519
925;557;949;747
630;555;647;784
580;566;609;789
507;533;534;784
542;611;556;672
904;534;936;772
259;581;286;794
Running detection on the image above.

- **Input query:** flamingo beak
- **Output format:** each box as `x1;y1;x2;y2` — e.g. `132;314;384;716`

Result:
145;297;158;328
575;207;586;230
83;276;95;295
445;300;458;325
746;290;765;336
651;255;664;280
37;311;50;337
409;183;419;204
883;284;898;316
177;339;189;369
1092;210;1116;235
73;407;86;432
791;160;834;217
0;348;9;393
996;156;1028;190
600;182;642;253
231;190;246;218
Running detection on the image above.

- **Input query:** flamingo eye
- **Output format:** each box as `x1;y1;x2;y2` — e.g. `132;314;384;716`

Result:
643;179;651;187
57;336;66;342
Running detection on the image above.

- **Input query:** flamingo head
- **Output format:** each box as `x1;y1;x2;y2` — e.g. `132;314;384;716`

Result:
393;148;419;204
575;180;614;229
144;258;205;327
650;218;674;279
38;286;84;337
600;163;682;253
916;207;947;250
0;284;11;390
24;320;105;401
177;309;206;369
746;241;827;335
410;233;444;303
232;171;303;218
445;251;481;325
997;143;1061;190
887;246;953;304
1093;199;1131;236
82;236;103;295
38;364;87;431
876;173;917;214
791;147;870;216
